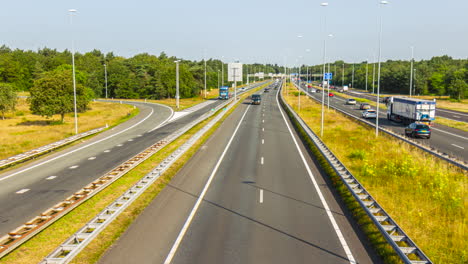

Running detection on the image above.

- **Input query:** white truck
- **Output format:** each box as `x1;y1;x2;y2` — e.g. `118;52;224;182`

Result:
386;97;436;125
338;85;348;92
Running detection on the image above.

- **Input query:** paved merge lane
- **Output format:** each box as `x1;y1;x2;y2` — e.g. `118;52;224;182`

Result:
302;84;468;162
99;85;379;264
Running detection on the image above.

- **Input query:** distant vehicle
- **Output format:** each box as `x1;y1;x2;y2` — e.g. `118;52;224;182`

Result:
328;93;334;97
387;97;436;125
346;98;356;105
338;85;349;92
252;94;261;105
359;103;371;110
405;123;431;139
316;89;321;93
264;88;270;93
362;109;377;119
240;87;246;91
219;86;229;100
310;88;317;93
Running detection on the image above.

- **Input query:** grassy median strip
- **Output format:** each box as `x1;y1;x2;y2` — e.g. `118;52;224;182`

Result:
434;117;468;132
1;83;269;264
284;83;467;263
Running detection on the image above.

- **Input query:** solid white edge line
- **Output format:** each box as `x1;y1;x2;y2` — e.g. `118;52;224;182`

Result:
163;104;252;264
0;106;156;182
276;86;356;264
149;103;175;132
260;189;264;203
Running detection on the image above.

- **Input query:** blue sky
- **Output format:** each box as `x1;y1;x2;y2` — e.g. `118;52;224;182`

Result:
1;0;467;65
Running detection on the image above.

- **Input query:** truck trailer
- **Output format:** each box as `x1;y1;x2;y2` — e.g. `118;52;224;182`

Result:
219;86;229;100
386;97;436;125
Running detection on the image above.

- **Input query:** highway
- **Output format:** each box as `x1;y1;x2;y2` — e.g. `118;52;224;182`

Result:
343;89;468;123
0;98;230;237
301;84;468;163
98;84;380;264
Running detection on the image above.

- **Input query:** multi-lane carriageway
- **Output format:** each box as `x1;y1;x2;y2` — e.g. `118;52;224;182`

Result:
99;85;381;263
300;83;468;163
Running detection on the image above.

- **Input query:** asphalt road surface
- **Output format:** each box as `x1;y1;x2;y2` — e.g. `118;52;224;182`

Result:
302;84;468;163
343;89;468;123
99;85;380;264
0;99;228;237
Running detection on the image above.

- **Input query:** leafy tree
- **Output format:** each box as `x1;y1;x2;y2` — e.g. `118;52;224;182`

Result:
0;83;17;119
29;66;93;122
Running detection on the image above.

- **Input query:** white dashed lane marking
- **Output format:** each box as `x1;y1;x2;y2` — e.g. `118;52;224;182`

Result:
16;189;30;194
260;189;264;204
88;157;96;160
104;150;111;153
117;144;123;147
46;176;57;180
69;165;79;169
261;157;264;165
128;139;134;142
451;144;464;149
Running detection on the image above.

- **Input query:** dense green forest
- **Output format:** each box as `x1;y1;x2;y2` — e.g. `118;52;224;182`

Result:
0;45;466;101
300;56;467;100
0;45;280;100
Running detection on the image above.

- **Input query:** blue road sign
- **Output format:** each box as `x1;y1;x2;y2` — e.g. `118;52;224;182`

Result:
324;72;333;80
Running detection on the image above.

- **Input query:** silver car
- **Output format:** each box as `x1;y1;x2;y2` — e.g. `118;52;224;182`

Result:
346;98;356;105
362;109;377;119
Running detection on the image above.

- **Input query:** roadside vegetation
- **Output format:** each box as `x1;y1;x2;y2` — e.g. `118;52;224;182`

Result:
1;83;269;264
284;83;467;263
0;98;136;161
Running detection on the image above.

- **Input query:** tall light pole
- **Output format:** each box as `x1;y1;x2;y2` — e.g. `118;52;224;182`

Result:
204;55;207;99
376;0;389;136
409;46;414;97
351;63;355;88
372;56;376;94
104;63;108;99
320;2;328;137
175;60;180;110
365;59;369;92
221;56;224;87
342;62;345;87
69;9;78;135
218;69;220;89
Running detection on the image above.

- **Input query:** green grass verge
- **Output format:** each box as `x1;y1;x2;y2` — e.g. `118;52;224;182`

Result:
1;82;270;264
283;83;467;263
434;117;468;132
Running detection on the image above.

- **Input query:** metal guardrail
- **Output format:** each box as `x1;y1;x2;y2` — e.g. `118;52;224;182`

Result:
0;91;240;259
280;83;432;264
295;83;468;171
0;126;106;170
40;89;243;264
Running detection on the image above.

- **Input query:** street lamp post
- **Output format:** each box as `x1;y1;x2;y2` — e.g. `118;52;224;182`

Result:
352;63;355;88
342;62;345;87
104;63;108;99
376;0;389;136
69;9;78;135
221;56;224;87
320;2;328;137
365;59;369;92
175;60;180;110
409;46;414;97
204;56;207;99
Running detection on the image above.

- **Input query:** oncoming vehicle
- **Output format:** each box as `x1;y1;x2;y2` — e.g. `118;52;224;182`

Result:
362;109;377;119
251;94;261;105
264;88;270;93
359;103;371;110
405;123;431;139
346;98;356;105
219;86;229;100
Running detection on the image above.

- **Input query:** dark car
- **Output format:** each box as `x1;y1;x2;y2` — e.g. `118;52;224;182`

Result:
405;123;431;139
251;94;261;105
359;103;371;110
264;88;270;93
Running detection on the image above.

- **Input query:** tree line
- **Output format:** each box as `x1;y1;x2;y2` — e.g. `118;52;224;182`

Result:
299;56;467;100
0;45;283;120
